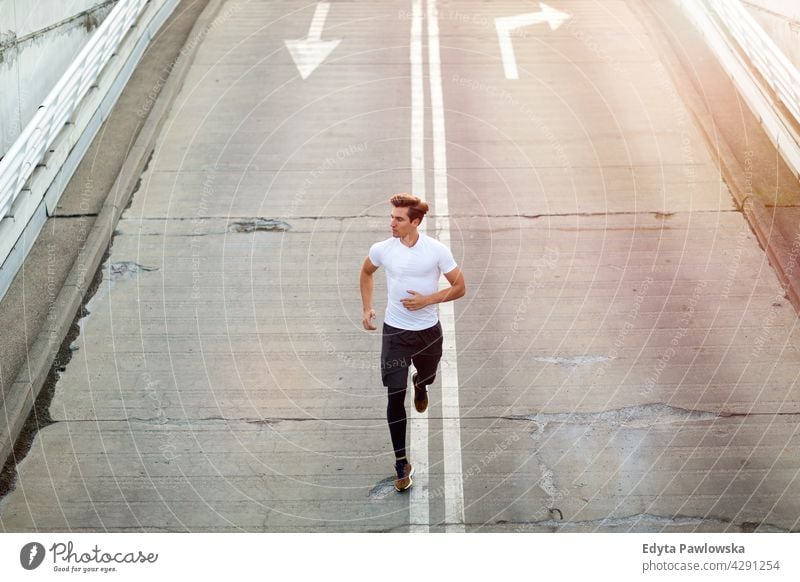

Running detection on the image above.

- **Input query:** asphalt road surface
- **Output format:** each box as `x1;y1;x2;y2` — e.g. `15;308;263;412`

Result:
1;0;799;532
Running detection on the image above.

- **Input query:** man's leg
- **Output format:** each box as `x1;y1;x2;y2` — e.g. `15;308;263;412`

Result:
381;324;414;491
386;380;414;491
386;381;409;459
410;322;443;413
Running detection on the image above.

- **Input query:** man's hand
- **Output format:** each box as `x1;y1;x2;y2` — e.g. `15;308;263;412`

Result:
401;290;429;311
363;308;377;330
360;257;379;330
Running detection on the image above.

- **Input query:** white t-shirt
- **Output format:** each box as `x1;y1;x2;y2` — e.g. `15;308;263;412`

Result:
369;233;458;331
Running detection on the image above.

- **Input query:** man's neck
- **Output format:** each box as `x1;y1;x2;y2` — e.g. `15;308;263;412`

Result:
400;231;420;247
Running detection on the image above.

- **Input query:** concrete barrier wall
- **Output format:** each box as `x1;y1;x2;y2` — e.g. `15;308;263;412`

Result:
0;0;179;303
0;0;118;157
743;0;800;69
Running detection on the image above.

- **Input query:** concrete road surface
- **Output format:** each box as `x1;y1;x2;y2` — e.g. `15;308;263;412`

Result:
1;0;799;532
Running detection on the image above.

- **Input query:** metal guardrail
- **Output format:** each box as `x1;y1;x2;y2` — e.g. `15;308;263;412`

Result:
0;0;148;222
677;0;800;180
709;0;800;127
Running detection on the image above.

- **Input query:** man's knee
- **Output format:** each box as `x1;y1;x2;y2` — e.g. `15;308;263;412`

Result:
413;357;440;386
382;354;408;383
387;382;407;398
417;371;437;387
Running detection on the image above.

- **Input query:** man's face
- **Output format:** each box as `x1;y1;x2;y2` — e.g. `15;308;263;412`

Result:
390;206;418;238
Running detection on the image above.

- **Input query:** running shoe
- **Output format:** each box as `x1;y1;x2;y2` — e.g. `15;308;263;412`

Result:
412;372;428;413
394;461;414;492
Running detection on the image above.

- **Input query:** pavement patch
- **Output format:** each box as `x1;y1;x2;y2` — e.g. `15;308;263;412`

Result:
109;261;159;281
536;462;557;497
228;219;292;233
533;355;613;368
504;512;789;532
368;477;397;500
520;403;720;430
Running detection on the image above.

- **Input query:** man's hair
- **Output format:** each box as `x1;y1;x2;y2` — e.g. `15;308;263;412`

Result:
390;193;429;225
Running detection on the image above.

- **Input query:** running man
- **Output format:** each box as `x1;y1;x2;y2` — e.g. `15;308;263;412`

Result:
360;193;466;492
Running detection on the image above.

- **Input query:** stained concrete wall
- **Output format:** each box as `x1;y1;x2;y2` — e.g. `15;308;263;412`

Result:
0;0;118;157
743;0;800;70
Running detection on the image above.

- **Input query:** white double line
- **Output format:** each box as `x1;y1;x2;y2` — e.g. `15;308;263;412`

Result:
409;0;465;534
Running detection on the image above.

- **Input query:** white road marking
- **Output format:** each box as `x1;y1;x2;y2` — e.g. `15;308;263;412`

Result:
285;2;341;80
495;2;570;79
408;0;430;534
428;0;466;533
307;1;331;39
410;0;426;200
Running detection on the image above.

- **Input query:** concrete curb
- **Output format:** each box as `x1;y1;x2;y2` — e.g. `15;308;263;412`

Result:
743;197;800;311
635;0;800;315
0;0;225;468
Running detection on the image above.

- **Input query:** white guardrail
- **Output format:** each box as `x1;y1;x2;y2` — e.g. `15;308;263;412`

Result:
710;0;800;126
676;0;800;179
0;0;177;299
0;0;147;222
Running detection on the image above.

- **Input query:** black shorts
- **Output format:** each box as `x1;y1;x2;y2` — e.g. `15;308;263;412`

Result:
381;321;444;389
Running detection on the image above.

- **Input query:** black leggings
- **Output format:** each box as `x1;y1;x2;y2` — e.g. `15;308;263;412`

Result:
381;322;443;460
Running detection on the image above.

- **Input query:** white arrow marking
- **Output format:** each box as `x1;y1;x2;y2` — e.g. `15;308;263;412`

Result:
495;3;570;80
285;2;341;80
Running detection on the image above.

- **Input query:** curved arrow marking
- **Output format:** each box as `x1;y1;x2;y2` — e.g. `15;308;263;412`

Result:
285;2;342;80
495;3;570;79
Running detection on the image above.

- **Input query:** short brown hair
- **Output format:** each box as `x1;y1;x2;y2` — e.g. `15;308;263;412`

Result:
390;193;429;225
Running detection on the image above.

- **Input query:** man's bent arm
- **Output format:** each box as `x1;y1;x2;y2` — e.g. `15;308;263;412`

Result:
421;267;466;306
